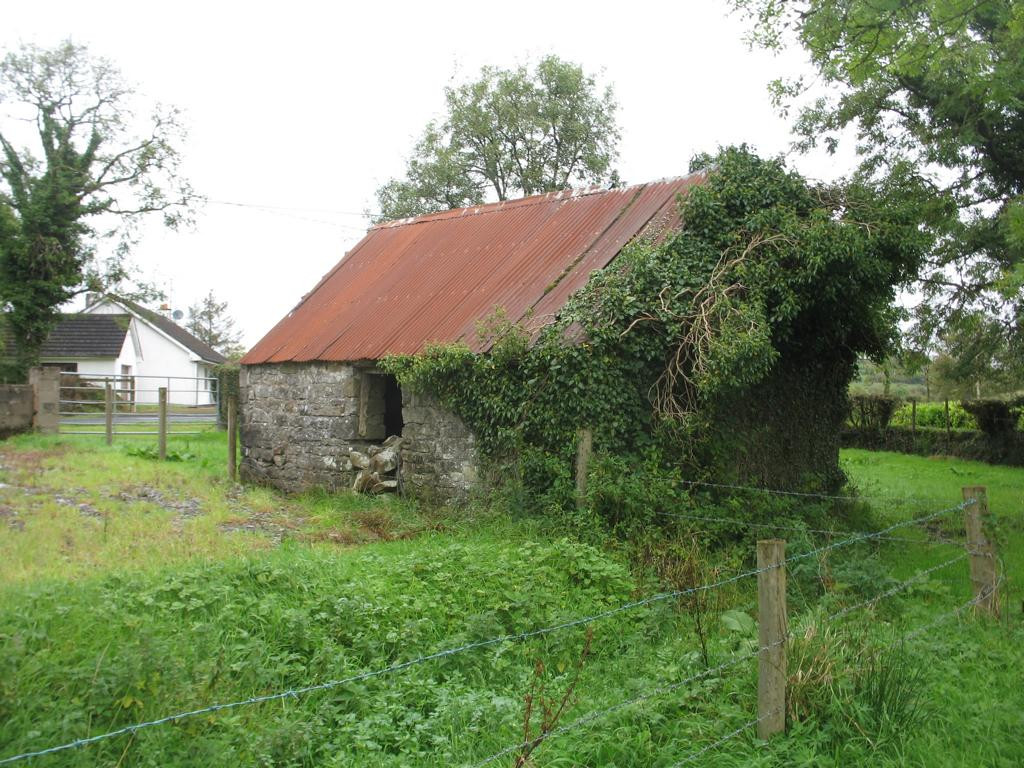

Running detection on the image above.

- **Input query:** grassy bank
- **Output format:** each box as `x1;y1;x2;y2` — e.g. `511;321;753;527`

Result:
0;436;1020;766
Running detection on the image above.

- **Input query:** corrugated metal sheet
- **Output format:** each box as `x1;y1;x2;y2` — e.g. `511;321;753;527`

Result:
242;172;704;364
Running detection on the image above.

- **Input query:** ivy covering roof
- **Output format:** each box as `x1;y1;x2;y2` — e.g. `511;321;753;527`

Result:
243;174;704;364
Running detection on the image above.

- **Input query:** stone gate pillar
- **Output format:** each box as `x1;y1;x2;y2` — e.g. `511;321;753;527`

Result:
28;366;60;434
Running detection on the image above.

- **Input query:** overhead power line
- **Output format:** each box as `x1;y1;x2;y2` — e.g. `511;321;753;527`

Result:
208;199;378;217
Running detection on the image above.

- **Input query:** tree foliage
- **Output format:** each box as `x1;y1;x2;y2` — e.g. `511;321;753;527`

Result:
186;291;245;360
374;55;619;221
383;148;930;505
0;41;195;374
732;0;1024;376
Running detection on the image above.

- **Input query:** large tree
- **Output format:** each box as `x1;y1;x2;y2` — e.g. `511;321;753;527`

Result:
186;291;245;360
731;0;1024;384
375;55;620;221
0;41;195;375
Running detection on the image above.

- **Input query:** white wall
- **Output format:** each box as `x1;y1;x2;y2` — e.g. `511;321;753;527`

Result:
51;334;148;402
69;359;118;377
85;300;216;406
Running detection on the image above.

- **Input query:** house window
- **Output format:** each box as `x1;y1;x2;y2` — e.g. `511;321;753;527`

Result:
58;362;78;373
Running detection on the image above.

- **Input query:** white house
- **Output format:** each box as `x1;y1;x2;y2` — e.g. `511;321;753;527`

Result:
39;296;226;405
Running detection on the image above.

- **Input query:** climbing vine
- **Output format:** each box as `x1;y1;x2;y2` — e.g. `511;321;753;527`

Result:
381;147;931;510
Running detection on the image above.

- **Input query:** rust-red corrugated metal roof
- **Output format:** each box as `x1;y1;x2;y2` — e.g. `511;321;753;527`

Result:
242;172;705;364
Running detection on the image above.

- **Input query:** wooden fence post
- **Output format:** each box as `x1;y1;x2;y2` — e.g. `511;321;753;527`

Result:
227;394;237;483
158;387;168;460
944;399;951;441
910;399;917;435
757;539;787;739
104;383;113;446
575;427;592;506
962;486;999;617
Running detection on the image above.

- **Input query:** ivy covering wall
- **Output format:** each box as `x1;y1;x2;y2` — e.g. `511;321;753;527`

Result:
213;363;240;429
382;147;930;512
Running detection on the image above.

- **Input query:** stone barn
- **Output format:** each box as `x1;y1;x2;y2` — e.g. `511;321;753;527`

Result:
240;174;705;500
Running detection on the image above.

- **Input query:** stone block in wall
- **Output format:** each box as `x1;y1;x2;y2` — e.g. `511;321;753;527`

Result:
341;375;359;399
330;416;359;439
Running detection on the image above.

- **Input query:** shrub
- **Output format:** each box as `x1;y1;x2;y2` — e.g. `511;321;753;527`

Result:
962;398;1020;440
848;394;901;430
584;452;688;539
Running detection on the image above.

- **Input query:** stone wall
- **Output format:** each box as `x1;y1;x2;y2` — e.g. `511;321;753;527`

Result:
0;384;34;438
240;361;479;501
401;389;478;501
240;362;363;492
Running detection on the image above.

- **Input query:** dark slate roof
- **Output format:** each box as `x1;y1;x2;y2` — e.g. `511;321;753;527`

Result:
40;314;131;358
116;298;226;364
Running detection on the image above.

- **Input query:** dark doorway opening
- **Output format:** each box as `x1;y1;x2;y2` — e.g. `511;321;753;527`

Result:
383;374;404;437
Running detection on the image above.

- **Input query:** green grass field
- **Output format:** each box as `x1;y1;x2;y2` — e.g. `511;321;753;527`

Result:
0;433;1020;767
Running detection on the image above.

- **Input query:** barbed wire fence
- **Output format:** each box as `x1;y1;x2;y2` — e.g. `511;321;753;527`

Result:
468;487;1001;767
0;486;1007;766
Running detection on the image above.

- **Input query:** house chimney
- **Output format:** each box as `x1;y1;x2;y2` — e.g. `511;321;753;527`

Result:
159;302;172;319
85;292;101;308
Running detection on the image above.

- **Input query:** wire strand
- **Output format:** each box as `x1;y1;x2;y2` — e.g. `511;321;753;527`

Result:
671;709;779;765
822;552;968;623
0;558;783;765
467;527;979;768
467;638;783;768
0;500;975;766
895;566;1006;646
207;199;377;217
206;200;370;231
678;478;946;506
670;576;994;767
654;509;962;545
784;501;969;566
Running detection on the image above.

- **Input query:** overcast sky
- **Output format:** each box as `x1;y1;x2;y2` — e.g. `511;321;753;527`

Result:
2;1;859;347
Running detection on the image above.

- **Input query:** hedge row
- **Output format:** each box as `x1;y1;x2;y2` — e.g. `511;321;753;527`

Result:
888;401;977;430
842;426;1024;466
849;394;1024;433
